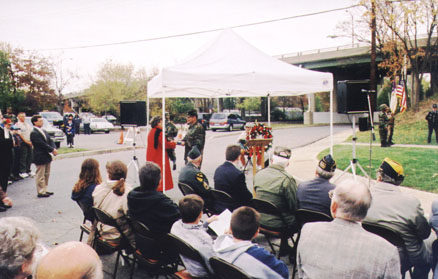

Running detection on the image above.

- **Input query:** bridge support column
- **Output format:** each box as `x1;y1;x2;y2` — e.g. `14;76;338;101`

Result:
304;93;315;124
432;66;438;96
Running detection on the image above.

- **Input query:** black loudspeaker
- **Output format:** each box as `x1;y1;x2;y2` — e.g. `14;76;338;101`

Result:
337;80;372;114
120;101;147;126
358;117;370;131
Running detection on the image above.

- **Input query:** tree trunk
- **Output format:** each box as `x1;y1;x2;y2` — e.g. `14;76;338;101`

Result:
411;72;421;109
431;66;438;97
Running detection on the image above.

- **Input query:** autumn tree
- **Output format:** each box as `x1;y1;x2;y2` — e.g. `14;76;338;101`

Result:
86;60;150;116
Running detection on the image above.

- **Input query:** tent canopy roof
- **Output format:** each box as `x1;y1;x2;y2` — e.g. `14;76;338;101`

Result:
148;29;333;98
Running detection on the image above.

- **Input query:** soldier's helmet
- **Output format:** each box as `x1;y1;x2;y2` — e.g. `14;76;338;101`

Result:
379;104;388;111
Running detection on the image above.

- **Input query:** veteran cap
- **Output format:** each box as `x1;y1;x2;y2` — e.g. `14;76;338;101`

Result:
379;157;404;181
187;109;197;117
318;154;336;172
188;146;201;160
274;146;291;159
433;104;437;109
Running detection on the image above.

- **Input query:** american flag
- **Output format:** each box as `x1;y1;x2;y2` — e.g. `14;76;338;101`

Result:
395;83;407;113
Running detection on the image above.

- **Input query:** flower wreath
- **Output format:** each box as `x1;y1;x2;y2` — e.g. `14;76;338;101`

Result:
245;121;273;157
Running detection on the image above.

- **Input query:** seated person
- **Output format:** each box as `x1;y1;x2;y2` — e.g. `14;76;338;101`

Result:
0;216;49;279
430;200;438;278
297;179;400;278
128;161;180;234
364;158;432;278
179;146;211;204
71;158;102;219
171;194;217;278
36;241;103;279
297;154;336;217
213;206;289;279
214;144;252;208
254;146;297;255
92;160;134;245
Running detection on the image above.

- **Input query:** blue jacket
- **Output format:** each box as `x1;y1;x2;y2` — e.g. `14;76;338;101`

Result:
297;176;335;217
214;161;252;206
213;234;289;279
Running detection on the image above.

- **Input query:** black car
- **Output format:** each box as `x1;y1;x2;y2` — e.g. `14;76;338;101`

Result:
197;113;212;130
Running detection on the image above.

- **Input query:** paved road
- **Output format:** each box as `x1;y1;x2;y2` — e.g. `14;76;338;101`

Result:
2;124;350;278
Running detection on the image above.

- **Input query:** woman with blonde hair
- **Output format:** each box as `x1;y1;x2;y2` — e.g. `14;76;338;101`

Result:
71;158;102;209
92;160;134;245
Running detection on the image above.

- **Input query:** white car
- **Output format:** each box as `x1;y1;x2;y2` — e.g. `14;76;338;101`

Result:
89;118;114;133
25;117;65;148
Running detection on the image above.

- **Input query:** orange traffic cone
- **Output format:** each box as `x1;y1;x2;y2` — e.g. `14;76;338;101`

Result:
118;129;124;144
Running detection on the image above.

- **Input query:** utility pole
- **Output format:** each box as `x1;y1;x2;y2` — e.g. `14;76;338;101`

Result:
370;0;377;112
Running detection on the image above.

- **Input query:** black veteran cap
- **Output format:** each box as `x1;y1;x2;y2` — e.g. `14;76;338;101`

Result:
379;157;404;181
318;154;336;172
188;146;201;160
274;146;291;159
187;109;197;117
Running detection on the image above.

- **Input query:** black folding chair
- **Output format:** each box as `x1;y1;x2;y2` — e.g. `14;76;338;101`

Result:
77;201;95;242
178;182;196;196
250;198;297;258
209;256;252;279
129;218;179;279
167;233;213;279
92;207;133;279
362;221;413;279
209;189;237;215
292;208;333;278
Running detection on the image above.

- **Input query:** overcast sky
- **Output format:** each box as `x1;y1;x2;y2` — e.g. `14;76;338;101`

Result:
0;0;362;92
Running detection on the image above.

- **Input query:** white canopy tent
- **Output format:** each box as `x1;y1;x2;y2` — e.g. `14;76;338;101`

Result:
147;29;334;192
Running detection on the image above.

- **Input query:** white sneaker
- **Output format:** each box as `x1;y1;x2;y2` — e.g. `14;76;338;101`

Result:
28;172;36;177
19;173;29;178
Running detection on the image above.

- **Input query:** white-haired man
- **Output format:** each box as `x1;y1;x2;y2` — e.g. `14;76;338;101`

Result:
297;179;401;279
254;146;297;256
297;154;336;217
365;158;432;279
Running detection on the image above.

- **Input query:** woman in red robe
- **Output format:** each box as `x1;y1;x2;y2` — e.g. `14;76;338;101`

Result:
146;116;176;191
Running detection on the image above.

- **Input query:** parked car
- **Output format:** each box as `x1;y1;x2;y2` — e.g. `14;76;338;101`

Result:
103;114;117;124
197;113;211;130
25;117;65;148
209;112;246;132
39;111;64;127
81;118;114;133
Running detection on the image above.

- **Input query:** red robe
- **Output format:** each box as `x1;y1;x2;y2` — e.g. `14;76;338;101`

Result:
146;127;176;192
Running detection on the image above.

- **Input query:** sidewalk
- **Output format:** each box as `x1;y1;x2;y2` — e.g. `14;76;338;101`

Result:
286;129;438;215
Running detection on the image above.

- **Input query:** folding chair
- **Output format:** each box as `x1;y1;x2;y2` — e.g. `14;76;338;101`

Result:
167;233;214;279
209;256;251;279
129;218;179;279
362;221;413;279
293;209;333;278
250;198;297;259
178;182;196;196
209;189;237;215
92;207;133;279
76;201;95;242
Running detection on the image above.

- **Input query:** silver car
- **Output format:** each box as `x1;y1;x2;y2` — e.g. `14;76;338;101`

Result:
26;117;65;148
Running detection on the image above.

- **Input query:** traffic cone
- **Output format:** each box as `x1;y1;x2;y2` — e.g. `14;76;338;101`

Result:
117;129;124;144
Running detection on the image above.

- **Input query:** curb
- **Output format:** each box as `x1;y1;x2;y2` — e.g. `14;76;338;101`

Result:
54;146;145;161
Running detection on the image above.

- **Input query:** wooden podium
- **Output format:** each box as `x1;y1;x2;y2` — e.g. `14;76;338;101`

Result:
245;138;273;177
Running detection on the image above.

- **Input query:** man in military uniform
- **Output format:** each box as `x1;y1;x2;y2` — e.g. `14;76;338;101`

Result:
387;109;395;145
182;109;205;167
165;112;178;170
378;104;390;147
426;104;438;144
178;146;211;205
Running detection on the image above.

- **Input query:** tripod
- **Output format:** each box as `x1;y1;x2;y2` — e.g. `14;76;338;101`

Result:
126;126;140;183
335;115;369;181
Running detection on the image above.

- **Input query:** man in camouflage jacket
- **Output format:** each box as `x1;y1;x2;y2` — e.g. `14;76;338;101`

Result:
378;104;390;147
182;109;205;167
165;112;178;170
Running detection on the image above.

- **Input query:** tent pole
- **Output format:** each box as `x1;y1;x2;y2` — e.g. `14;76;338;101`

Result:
146;96;150;147
267;94;271;127
330;89;333;155
162;95;166;193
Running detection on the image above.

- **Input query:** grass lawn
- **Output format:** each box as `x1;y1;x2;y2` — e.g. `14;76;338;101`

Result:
58;147;88;155
318;145;438;193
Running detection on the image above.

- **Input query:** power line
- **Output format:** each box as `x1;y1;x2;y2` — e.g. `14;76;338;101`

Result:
30;4;360;51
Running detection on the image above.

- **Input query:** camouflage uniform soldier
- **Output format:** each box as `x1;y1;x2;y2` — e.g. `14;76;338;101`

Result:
165;112;178;170
182;109;205;167
378;104;390;147
387;110;395;145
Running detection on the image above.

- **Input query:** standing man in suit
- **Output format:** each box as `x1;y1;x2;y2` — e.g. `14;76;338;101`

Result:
214;144;252;207
0;118;14;193
30;115;57;198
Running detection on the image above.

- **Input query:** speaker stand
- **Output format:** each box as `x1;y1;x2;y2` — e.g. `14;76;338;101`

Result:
335;115;369;182
127;127;140;183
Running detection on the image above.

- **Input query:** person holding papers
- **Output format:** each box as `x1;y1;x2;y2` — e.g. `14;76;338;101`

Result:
171;195;217;278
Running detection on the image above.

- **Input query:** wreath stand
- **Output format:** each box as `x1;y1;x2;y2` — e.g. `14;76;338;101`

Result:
246;138;273;193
